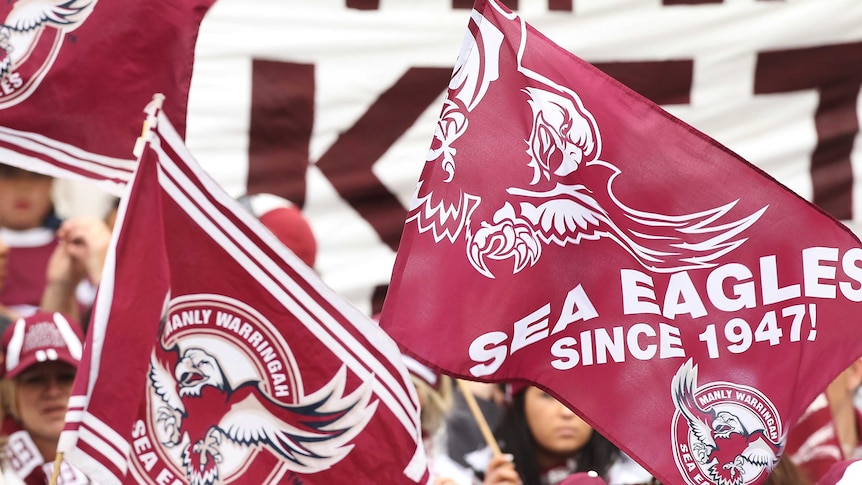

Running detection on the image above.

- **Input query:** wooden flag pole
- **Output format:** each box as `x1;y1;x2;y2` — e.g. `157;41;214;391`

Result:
133;93;166;158
456;379;501;457
49;452;63;485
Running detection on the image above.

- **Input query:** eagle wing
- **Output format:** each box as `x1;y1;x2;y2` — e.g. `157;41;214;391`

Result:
672;359;716;453
741;432;781;468
149;352;186;447
4;0;93;32
149;352;184;413
219;366;376;472
514;173;767;274
613;193;768;272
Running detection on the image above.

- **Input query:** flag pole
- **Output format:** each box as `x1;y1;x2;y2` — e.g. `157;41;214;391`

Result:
133;93;166;158
49;452;63;485
456;379;501;457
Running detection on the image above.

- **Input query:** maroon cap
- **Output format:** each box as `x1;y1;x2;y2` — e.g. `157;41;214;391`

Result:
2;311;84;378
239;194;317;267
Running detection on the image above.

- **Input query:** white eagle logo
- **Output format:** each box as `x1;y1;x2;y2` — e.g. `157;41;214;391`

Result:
149;348;376;485
672;360;783;485
409;3;766;279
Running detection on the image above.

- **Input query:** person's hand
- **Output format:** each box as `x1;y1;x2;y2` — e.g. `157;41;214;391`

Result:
483;453;521;485
44;237;86;288
57;217;111;285
41;240;86;320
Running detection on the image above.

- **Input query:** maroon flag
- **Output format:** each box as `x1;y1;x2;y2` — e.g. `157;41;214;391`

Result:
786;393;847;481
58;104;430;484
380;1;862;485
0;0;215;194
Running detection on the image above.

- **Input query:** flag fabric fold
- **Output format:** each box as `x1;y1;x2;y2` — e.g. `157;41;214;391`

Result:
380;1;862;484
0;0;215;194
59;104;430;484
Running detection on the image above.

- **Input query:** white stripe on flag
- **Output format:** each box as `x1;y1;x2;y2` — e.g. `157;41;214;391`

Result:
156;164;421;434
65;446;122;485
152;116;423;438
156;168;430;481
79;419;129;475
155;116;420;409
0;143;134;196
0;126;137;174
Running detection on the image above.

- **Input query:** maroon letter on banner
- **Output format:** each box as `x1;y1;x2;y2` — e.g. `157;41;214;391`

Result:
346;0;378;9
663;0;721;4
248;60;315;206
755;42;862;220
315;67;452;251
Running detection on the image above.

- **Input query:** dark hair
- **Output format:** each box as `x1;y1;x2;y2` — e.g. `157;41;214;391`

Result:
494;390;621;485
765;457;810;485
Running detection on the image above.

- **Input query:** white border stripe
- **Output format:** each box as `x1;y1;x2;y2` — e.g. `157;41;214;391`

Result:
154;114;427;477
157;120;416;396
0;125;137;172
66;446;122;485
79;424;128;474
157;116;419;416
82;413;131;460
156;150;419;425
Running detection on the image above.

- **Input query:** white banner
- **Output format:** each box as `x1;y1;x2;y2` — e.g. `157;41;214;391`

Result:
185;0;862;313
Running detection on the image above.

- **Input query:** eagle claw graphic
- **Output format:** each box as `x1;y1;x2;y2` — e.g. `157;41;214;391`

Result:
193;429;223;469
149;349;377;484
691;442;709;464
156;405;183;446
468;202;542;278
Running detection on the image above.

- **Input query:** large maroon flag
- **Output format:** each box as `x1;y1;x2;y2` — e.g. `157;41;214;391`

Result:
0;0;214;194
380;1;862;485
58;104;430;484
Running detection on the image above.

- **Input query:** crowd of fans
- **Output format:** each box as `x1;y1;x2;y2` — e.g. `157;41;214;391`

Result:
0;163;859;484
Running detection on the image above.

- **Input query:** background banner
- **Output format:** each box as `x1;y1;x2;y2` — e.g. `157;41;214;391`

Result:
185;0;862;315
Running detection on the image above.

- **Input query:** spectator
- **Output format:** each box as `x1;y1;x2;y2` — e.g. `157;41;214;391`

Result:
766;456;811;485
0;236;17;329
0;165;61;316
0;311;93;483
447;382;506;468
787;358;862;482
402;354;475;485
474;385;654;485
40;216;112;325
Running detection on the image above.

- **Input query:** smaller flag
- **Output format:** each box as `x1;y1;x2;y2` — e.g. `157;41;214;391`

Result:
59;99;430;484
0;0;216;194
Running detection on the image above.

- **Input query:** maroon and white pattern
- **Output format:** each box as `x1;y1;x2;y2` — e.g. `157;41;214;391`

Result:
182;0;862;316
381;2;862;485
410;5;765;279
57;107;430;484
0;0;214;195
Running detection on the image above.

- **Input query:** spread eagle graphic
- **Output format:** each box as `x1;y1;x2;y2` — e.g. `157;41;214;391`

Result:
0;0;94;77
408;8;767;279
672;360;782;485
150;348;376;485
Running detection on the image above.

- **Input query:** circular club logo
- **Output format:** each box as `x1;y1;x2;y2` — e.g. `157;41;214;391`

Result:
130;294;375;485
671;359;784;485
0;0;97;109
